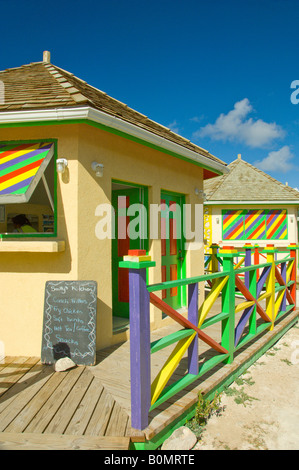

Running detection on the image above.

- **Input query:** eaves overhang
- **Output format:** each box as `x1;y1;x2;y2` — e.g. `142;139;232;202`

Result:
204;200;299;205
0;106;229;177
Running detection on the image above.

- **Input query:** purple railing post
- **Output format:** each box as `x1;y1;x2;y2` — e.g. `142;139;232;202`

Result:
129;267;151;430
244;244;252;289
119;255;155;430
188;282;199;375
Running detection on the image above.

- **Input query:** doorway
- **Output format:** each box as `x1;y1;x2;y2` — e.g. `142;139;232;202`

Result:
160;191;186;311
112;182;148;330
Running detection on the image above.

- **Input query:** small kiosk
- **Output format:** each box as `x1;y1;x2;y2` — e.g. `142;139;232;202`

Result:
0;53;228;357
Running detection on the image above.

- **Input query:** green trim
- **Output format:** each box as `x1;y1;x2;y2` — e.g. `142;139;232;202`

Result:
0;118;224;176
147;270;230;292
201;311;229;329
0;138;58;239
234;262;271;274
119;260;156;269
132;314;298;450
150;329;194;354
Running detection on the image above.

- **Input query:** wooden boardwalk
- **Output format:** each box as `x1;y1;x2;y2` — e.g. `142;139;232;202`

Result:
0;305;298;450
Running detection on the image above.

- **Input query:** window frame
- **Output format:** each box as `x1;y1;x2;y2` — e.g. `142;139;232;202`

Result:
0;138;58;239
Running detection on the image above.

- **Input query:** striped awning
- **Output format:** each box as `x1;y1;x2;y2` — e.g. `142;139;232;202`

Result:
0;141;54;203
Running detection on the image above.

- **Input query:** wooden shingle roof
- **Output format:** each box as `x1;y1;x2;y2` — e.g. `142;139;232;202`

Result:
0;60;226;170
204;156;299;202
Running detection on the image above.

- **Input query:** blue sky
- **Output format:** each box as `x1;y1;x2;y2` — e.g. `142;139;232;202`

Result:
1;0;299;189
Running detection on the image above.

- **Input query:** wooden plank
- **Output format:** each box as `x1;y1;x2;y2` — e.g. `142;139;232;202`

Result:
0;357;19;373
0;365;55;432
0;432;130;450
125;418;146;442
105;401;129;437
43;368;93;434
84;387;115;436
4;369;68;433
22;367;85;434
0;362;52;425
0;357;39;397
65;378;104;436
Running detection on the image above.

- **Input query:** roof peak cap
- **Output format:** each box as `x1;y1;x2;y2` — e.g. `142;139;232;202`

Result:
43;51;51;63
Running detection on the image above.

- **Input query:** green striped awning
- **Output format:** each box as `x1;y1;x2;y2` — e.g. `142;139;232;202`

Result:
0;141;54;203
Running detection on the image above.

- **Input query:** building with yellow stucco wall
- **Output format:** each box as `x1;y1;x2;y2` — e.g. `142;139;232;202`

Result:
203;155;299;252
0;53;228;357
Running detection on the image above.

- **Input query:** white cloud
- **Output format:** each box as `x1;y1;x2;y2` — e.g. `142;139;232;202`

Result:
190;115;205;123
254;146;295;173
193;98;285;148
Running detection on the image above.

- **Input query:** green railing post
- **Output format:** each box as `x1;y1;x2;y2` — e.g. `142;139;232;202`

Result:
288;243;298;308
220;246;236;364
264;244;277;331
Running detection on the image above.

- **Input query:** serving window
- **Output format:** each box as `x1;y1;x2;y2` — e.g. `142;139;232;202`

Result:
0;140;57;238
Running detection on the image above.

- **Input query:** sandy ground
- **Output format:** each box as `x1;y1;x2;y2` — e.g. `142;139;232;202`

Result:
194;322;299;450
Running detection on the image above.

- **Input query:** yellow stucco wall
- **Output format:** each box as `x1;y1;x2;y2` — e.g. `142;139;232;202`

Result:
0;122;206;356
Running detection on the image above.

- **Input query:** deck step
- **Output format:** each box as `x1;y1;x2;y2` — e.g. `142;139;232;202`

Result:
0;432;131;450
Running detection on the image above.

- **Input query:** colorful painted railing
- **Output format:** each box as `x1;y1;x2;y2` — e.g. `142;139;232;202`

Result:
119;244;298;430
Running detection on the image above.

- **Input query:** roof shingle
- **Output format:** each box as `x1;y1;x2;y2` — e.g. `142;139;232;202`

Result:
0;60;226;168
204;156;299;202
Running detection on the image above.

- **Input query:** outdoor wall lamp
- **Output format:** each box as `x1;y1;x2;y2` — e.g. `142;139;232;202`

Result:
195;188;206;201
91;161;104;177
56;158;68;174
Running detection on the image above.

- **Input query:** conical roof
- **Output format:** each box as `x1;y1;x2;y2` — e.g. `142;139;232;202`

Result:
204;156;299;202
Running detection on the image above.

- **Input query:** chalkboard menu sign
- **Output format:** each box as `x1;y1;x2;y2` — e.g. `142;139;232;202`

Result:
41;281;97;366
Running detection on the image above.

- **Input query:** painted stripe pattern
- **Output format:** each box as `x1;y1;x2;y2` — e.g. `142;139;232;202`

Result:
245;210;265;239
266;209;287;240
223;209;288;240
0;142;53;196
222;209;244;240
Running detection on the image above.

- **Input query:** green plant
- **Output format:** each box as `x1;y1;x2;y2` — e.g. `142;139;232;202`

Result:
281;358;292;366
235;373;255;387
195;392;222;425
224;386;259;406
185;391;223;438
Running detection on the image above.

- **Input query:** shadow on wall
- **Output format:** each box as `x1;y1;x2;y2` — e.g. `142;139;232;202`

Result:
0;184;72;274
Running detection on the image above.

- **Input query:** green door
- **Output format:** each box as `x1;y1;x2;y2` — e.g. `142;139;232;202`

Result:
161;191;185;310
112;185;147;318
